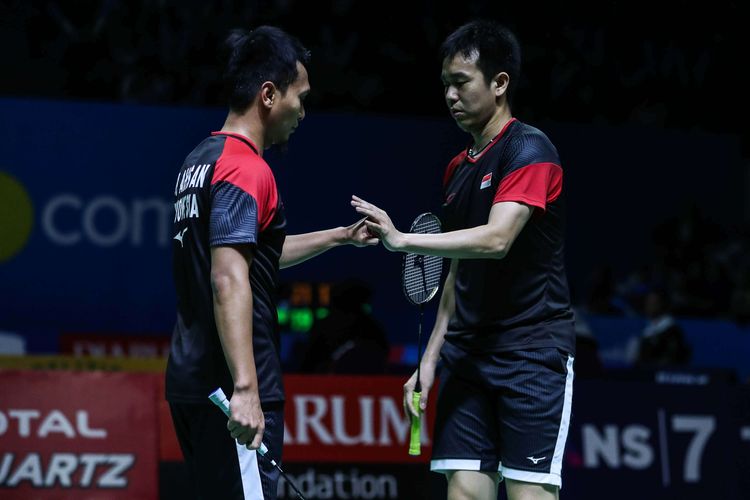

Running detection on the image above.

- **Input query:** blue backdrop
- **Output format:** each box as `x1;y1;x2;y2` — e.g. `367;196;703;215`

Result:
0;98;744;355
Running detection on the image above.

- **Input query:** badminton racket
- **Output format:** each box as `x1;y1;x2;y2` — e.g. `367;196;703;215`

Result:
401;212;443;455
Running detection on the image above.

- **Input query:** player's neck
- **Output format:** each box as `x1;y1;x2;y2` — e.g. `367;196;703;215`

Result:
221;110;265;154
471;108;513;154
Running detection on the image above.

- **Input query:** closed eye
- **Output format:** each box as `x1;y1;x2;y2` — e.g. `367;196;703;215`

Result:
443;79;467;88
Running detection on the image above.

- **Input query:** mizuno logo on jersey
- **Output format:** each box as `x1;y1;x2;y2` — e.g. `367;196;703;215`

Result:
480;173;492;189
174;228;188;247
526;456;547;464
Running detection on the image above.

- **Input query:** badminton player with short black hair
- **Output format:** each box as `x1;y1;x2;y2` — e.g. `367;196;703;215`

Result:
352;20;575;500
166;26;377;500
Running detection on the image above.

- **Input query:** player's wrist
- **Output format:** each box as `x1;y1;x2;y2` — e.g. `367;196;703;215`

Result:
392;231;407;251
233;381;259;393
338;226;355;245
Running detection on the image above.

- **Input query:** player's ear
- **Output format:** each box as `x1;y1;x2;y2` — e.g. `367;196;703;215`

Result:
493;72;509;98
260;82;277;109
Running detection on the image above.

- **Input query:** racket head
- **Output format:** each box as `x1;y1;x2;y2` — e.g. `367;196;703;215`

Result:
402;213;443;305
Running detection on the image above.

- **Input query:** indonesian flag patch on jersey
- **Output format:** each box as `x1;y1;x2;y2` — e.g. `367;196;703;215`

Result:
480;173;492;189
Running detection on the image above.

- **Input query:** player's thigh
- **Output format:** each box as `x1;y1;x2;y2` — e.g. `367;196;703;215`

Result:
495;348;574;489
256;402;284;499
431;350;501;475
169;402;246;499
170;401;285;500
228;402;285;500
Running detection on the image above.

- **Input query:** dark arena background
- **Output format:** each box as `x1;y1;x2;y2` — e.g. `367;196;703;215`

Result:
1;1;748;499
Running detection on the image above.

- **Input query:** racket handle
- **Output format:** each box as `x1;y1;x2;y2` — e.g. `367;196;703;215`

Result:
408;391;422;456
208;388;269;457
208;387;231;417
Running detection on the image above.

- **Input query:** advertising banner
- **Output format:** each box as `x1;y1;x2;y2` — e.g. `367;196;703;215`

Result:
59;333;171;358
0;371;159;499
2;370;747;499
563;380;746;499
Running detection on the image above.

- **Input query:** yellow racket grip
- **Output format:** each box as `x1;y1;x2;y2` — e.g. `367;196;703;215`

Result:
408;391;422;456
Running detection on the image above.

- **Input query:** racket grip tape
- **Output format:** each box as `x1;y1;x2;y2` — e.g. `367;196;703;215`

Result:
208;388;269;457
408;391;422;456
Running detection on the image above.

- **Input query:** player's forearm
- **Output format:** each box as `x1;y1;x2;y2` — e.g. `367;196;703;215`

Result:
422;314;449;368
279;228;348;268
212;273;258;391
396;224;510;259
422;261;457;366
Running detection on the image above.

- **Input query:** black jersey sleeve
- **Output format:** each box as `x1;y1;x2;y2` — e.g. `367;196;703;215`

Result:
501;127;561;176
209;181;259;246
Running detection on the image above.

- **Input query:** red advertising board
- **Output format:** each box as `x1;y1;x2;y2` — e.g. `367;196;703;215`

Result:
156;375;438;464
282;375;436;463
0;371;159;499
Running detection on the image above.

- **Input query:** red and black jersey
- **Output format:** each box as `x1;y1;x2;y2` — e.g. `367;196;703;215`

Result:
442;118;575;354
166;132;287;404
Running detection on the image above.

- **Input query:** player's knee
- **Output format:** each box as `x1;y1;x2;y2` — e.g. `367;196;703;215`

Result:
504;478;558;500
446;470;499;500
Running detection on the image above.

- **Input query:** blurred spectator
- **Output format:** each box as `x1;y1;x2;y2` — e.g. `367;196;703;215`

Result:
636;287;691;367
649;203;732;317
652;203;724;265
585;265;619;314
300;279;389;374
572;309;603;378
615;263;653;314
585;265;634;315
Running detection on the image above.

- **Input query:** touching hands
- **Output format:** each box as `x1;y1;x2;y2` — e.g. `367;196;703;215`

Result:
346;217;380;247
351;195;404;252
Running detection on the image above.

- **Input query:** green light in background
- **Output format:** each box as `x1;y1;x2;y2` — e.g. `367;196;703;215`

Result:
290;308;313;332
316;307;329;320
277;307;289;326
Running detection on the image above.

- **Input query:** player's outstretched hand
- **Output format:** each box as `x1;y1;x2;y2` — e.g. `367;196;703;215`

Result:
346;217;380;247
351;195;404;252
227;388;265;450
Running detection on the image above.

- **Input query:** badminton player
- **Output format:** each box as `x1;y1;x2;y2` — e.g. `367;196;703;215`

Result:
166;26;377;500
352;20;575;500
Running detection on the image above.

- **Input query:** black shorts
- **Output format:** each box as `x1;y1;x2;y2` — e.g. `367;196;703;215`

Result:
431;343;574;488
169;400;284;499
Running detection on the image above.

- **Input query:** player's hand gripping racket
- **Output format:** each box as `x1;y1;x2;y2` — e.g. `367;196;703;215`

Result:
402;213;443;455
209;388;306;500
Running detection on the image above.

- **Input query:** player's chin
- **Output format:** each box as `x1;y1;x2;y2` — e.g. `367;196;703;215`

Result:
271;132;292;151
285;124;299;140
452;116;472;131
273;129;295;148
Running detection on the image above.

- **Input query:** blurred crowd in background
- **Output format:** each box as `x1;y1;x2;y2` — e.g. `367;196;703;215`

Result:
2;0;744;135
587;203;750;322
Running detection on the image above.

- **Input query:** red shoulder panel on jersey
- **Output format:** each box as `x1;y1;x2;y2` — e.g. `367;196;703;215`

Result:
493;162;562;212
211;134;278;230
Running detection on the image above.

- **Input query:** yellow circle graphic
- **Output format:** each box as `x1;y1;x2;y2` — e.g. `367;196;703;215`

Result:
0;171;34;262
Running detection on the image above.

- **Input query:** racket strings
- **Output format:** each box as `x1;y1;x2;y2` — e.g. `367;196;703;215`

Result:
402;213;443;306
403;259;442;303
